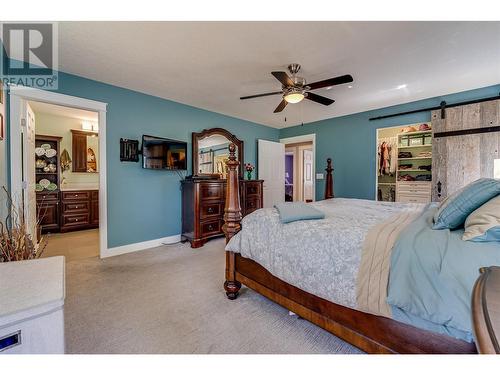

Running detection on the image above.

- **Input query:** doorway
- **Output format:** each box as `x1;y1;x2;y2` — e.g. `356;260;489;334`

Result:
280;134;316;202
376;123;433;203
31;101;100;260
9;86;108;258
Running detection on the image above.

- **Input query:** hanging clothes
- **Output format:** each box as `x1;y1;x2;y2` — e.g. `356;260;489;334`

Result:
378;141;390;176
378;136;397;176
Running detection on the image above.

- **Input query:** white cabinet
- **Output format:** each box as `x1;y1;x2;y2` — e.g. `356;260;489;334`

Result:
0;257;65;354
396;181;432;203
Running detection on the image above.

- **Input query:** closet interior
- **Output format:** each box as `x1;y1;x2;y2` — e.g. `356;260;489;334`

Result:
376;123;432;203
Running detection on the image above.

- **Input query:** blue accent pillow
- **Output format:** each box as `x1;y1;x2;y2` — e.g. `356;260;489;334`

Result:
433;178;500;230
274;202;325;224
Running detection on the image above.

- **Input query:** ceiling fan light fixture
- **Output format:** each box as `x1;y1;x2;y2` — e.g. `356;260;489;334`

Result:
284;92;305;104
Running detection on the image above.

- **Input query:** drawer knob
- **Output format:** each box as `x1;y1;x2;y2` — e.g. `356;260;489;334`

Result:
75;206;79;209
75;194;78;197
75;219;79;222
207;207;213;213
208;225;213;230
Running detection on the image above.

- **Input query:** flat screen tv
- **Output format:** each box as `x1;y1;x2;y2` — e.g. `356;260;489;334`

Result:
142;135;187;170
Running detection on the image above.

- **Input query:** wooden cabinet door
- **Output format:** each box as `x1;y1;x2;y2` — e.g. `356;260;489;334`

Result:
91;199;99;225
432;100;500;202
37;201;59;232
72;132;87;172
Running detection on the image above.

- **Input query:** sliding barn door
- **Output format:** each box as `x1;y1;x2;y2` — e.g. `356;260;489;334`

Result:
432;99;500;202
258;139;285;208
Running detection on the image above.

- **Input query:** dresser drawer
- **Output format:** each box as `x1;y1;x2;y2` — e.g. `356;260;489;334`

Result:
200;219;222;237
62;213;90;227
397;194;430;204
245;196;261;215
245;182;262;197
62;201;90;214
36;192;59;202
397;182;431;194
200;202;222;219
199;183;223;201
62;191;90;201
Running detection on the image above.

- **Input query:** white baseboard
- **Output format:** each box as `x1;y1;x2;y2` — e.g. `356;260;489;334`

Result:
100;234;182;258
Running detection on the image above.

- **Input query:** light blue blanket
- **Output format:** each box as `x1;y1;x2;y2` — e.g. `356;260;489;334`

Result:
388;204;500;342
274;202;325;224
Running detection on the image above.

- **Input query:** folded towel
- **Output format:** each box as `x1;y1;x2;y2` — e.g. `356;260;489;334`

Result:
274;202;325;224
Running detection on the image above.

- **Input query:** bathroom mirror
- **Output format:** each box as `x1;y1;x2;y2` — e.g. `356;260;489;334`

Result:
192;128;243;178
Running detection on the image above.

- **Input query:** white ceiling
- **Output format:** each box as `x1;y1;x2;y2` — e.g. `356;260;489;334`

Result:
29;100;98;121
48;22;500;128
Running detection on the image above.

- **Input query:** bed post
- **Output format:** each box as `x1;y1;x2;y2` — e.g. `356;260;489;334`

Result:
222;143;242;300
324;158;334;199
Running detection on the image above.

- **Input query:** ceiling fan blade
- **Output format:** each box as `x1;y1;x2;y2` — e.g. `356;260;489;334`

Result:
271;71;294;87
307;74;353;90
240;91;283;100
305;92;335;106
273;99;288;113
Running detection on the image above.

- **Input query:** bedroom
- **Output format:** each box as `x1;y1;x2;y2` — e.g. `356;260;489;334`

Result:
1;2;500;373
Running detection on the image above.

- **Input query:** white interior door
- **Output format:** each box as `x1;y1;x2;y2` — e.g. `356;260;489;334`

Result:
303;149;313;201
23;102;37;242
258;139;285;208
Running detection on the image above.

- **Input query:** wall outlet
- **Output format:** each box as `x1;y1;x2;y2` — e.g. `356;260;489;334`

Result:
495;159;500;179
316;173;324;180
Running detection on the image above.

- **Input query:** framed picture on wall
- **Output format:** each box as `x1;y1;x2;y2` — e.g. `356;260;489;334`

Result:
0;113;3;140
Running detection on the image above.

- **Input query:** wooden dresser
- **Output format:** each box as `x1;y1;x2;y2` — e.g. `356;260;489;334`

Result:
181;179;263;248
60;190;99;233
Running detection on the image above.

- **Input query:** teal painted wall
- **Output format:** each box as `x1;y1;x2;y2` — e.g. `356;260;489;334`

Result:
55;71;278;248
3;61;278;248
279;84;500;201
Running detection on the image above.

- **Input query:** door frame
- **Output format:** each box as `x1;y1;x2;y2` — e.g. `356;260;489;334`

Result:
280;133;316;201
284;149;298;201
375;125;402;201
9;85;108;258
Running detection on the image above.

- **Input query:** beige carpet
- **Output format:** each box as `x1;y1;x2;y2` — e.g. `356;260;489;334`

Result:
64;238;362;354
42;229;99;262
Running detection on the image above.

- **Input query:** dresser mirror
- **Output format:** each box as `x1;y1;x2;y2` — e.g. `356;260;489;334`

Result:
192;128;244;178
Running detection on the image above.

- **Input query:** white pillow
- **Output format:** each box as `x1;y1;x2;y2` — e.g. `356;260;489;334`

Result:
463;195;500;242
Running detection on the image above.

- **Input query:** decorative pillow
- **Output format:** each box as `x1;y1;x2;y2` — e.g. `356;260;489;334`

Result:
463;195;500;242
433;178;500;230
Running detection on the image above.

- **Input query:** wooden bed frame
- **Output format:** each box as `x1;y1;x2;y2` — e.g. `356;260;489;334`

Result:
222;144;477;354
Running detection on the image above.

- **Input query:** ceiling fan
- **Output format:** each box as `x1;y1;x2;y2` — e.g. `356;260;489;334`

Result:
240;63;353;113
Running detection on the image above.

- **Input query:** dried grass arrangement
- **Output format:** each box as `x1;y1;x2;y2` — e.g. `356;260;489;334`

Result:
0;186;47;262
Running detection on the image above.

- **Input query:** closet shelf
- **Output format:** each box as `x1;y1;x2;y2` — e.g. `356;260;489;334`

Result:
398;144;432;149
378;182;396;186
398;157;432;160
397;130;432;137
397;169;431;172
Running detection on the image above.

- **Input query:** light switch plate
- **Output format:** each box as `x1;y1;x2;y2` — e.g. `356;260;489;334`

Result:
316;173;324;180
495;159;500;179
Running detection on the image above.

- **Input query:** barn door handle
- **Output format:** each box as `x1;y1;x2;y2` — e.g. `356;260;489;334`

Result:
437;181;442;198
